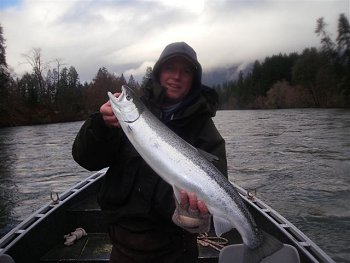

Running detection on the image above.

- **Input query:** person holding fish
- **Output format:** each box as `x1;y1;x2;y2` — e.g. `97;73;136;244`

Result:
73;42;228;262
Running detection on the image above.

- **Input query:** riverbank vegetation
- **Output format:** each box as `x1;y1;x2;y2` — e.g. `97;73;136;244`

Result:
216;14;350;109
0;14;349;127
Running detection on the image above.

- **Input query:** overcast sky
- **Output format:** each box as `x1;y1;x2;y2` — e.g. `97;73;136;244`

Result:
0;0;349;83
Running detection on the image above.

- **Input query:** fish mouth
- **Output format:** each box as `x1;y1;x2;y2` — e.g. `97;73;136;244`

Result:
107;86;140;123
110;87;125;106
108;86;128;110
118;85;128;102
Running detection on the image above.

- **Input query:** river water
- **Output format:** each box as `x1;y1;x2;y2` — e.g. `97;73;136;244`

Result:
0;109;349;262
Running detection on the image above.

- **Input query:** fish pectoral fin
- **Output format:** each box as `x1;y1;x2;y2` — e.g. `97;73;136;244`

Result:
213;216;234;237
172;185;181;204
196;148;219;162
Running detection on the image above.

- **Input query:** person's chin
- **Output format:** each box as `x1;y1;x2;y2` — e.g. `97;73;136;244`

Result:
165;93;181;104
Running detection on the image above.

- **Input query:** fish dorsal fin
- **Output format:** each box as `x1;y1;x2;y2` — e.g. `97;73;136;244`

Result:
196;148;219;162
213;215;234;237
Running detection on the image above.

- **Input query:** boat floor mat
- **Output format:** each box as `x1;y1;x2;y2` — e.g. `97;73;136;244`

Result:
41;233;112;262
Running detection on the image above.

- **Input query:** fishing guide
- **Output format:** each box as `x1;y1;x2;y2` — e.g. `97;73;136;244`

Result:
73;42;281;263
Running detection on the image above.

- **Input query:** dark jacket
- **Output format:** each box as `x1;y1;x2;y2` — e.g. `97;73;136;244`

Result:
72;42;227;259
72;85;227;230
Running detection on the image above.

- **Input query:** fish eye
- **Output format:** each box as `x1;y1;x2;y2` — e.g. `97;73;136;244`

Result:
126;94;131;101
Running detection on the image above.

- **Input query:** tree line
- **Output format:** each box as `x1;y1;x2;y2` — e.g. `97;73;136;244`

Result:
0;41;142;127
215;14;350;109
0;14;349;127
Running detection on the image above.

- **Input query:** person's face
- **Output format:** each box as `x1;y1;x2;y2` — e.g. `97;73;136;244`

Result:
159;56;194;103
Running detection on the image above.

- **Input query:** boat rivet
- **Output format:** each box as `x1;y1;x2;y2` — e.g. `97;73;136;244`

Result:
247;191;255;201
50;192;60;204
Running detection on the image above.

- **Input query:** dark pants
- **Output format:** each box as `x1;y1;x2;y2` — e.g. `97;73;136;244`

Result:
108;224;198;263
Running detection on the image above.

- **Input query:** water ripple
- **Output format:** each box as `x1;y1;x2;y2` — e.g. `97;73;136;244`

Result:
0;110;349;262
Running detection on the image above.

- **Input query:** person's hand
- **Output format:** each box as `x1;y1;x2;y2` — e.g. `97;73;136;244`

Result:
180;190;209;216
100;93;121;128
172;190;211;233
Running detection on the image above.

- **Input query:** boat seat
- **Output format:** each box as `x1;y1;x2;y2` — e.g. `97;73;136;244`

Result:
219;243;301;263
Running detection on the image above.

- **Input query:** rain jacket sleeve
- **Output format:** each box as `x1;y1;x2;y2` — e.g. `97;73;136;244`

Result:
72;112;122;171
196;117;227;178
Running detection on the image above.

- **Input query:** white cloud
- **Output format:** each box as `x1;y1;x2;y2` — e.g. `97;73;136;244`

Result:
0;0;348;82
123;61;154;82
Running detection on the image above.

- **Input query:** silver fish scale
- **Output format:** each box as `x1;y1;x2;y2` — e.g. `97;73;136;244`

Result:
138;110;262;248
109;87;263;249
143;109;257;222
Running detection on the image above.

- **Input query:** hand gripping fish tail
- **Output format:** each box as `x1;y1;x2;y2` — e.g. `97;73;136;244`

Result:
108;85;283;263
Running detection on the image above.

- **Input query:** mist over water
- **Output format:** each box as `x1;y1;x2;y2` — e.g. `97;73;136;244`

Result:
0;109;349;262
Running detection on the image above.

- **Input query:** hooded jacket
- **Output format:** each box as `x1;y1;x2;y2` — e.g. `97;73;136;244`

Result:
145;42;204;115
72;42;227;235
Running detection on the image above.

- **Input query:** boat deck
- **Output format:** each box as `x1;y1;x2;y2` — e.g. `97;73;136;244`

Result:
1;170;336;263
41;232;236;263
40;191;240;263
42;233;111;262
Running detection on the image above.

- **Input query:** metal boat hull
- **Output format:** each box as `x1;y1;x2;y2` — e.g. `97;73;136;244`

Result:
0;170;335;263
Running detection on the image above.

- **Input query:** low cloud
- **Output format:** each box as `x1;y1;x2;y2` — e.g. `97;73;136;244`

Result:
1;0;347;82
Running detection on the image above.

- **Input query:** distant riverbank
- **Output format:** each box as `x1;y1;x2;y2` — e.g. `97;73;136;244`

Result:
2;104;349;128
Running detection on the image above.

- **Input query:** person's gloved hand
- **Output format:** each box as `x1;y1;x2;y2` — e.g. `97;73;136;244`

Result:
172;190;211;233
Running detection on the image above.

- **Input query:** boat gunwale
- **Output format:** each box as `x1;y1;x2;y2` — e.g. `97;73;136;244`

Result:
0;169;107;254
0;169;336;263
232;181;336;263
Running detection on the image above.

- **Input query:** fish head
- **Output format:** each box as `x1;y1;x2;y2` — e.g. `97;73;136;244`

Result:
108;85;144;123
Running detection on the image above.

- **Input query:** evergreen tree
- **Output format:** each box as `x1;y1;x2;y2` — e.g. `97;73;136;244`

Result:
19;72;38;106
0;24;10;109
68;66;79;88
292;48;332;107
45;69;55;105
141;66;153;88
128;74;138;89
336;13;350;104
315;17;336;60
119;73;127;86
86;67;122;112
337;14;350;65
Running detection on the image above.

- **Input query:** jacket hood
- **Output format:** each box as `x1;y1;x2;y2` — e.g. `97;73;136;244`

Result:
153;42;202;87
150;42;204;112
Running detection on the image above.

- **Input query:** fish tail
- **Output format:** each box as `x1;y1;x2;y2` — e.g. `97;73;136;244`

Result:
243;231;283;263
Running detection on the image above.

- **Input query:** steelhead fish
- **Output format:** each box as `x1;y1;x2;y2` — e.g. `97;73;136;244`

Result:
108;85;282;263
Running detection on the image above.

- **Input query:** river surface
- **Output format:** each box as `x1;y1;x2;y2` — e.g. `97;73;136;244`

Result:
0;109;349;262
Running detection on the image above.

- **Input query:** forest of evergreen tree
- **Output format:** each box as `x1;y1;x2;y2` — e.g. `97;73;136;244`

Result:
0;14;349;127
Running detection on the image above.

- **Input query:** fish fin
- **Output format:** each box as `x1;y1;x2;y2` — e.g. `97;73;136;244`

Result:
243;230;283;263
196;148;219;162
213;216;234;236
172;185;181;204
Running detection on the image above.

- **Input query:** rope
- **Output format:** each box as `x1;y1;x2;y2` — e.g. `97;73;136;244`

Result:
197;232;229;251
64;227;87;246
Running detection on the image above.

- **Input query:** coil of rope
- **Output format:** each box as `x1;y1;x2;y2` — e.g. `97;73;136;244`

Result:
197;232;229;251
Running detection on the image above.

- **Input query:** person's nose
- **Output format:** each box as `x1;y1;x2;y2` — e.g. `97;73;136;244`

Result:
172;69;181;79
